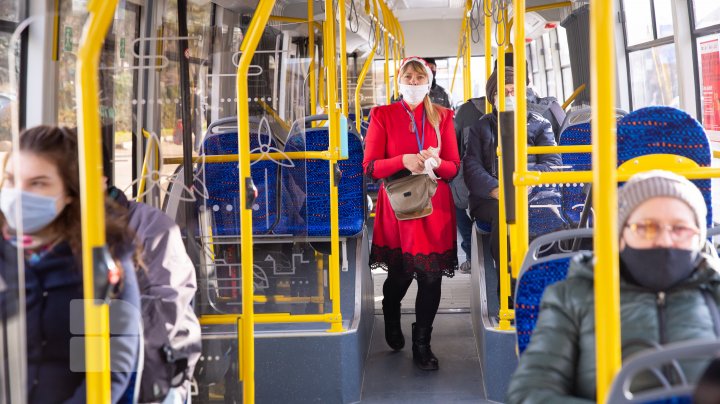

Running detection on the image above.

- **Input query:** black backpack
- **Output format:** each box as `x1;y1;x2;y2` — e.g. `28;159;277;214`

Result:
137;273;190;402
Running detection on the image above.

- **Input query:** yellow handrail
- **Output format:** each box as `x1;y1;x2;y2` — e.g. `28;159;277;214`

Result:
463;0;473;101
76;0;118;402
526;145;592;154
591;0;620;401
257;99;291;132
485;11;492;113
136;128;159;202
163;151;334;165
339;0;349;116
236;1;276;402
323;0;346;332
355;0;380;133
496;8;513;330
562;83;587;110
513;0;529;283
450;15;468;94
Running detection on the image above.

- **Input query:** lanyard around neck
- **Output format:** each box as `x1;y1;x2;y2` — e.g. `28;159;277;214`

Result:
401;102;426;152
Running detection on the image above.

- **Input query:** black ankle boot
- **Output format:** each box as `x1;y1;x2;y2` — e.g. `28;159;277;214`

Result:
382;303;404;351
412;323;439;370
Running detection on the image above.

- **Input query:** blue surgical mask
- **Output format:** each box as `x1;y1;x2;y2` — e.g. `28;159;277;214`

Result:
0;188;62;233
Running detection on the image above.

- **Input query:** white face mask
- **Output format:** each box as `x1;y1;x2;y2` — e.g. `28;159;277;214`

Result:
399;83;430;105
494;95;515;111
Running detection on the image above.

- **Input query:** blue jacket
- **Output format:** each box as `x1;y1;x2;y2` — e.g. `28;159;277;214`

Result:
1;240;140;404
463;110;561;207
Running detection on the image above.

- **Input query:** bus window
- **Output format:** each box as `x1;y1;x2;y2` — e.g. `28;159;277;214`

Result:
693;0;720;30
0;32;11;144
623;0;654;46
628;44;678;109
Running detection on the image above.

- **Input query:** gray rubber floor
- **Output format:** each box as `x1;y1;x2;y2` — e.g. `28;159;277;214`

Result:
360;313;493;403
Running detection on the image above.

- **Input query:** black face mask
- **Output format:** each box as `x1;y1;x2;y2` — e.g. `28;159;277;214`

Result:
430;71;437;89
620;246;699;292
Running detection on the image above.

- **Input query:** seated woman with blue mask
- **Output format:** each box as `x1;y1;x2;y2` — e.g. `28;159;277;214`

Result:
0;126;140;404
507;170;720;403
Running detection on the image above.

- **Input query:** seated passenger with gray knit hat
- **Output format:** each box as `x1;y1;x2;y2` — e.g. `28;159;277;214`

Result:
507;170;720;403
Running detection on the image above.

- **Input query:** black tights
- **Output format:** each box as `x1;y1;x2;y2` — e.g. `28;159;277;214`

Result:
382;270;442;328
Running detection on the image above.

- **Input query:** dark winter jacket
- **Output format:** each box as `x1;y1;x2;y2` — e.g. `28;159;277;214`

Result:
463;110;561;206
0;240;141;404
507;248;720;404
109;187;202;400
429;83;451;108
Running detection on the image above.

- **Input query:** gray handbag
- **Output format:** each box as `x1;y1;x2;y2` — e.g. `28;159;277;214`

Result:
384;124;442;220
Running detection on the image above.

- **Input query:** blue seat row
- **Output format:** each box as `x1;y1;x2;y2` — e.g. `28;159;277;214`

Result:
195;124;366;238
557;106;712;228
515;106;713;355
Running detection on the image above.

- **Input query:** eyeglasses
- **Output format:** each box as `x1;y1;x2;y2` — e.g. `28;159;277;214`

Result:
625;220;700;242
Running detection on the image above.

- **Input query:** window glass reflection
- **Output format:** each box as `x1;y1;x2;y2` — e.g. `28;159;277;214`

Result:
654;0;674;38
628;43;678;109
693;0;720;30
623;0;654;46
0;32;12;144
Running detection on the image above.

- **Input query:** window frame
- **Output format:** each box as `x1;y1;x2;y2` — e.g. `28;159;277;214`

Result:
689;0;720;124
0;1;27;131
620;0;677;111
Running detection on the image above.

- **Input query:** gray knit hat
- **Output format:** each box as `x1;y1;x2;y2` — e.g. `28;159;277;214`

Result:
618;170;707;242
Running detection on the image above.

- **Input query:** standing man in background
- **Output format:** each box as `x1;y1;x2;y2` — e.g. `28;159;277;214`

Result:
424;58;452;108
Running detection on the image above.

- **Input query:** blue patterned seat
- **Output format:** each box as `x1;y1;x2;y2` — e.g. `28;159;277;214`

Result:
558;122;592;227
277;127;366;237
617;106;712;226
196;131;280;236
516;256;573;354
528;185;567;240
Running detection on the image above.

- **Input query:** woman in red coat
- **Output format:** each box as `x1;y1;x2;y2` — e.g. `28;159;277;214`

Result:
363;57;460;370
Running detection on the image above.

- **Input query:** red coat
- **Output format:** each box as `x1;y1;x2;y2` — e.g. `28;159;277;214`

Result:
363;101;461;278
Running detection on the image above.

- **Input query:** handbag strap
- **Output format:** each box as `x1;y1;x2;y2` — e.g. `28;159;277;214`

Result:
433;123;441;153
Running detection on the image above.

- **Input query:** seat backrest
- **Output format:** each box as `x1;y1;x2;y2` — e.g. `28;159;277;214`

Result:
515;228;593;354
196;128;281;236
617;106;712;227
528;186;568;241
278;127;365;237
558;122;593;227
606;339;720;404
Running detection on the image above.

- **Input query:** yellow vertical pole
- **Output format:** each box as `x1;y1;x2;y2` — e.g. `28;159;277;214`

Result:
236;1;276;402
318;43;327;110
592;0;620;402
463;0;472;101
76;1;118;402
450;16;467;95
339;0;349;116
485;11;492;113
496;8;513;330
355;24;379;132
308;1;317;115
324;0;346;333
513;0;529;282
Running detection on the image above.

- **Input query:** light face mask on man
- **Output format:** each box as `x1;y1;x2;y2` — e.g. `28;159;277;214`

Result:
0;188;63;233
494;95;515;111
399;83;431;105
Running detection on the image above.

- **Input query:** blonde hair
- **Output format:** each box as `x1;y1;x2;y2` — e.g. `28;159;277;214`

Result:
401;61;440;128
